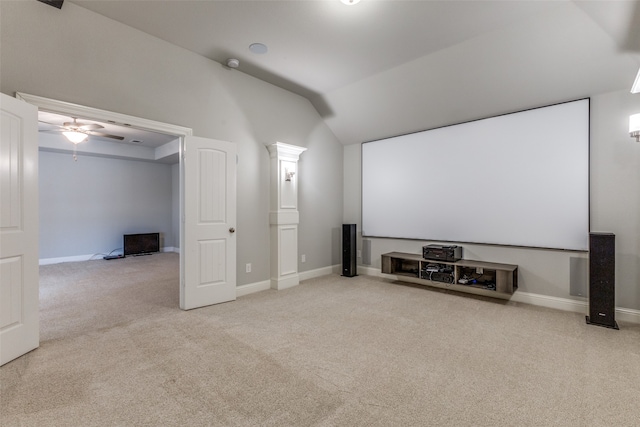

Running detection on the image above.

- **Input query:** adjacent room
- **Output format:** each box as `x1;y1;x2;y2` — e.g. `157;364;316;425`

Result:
37;114;181;264
1;0;639;425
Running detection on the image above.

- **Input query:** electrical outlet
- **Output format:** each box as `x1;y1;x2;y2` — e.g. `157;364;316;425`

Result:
357;250;362;258
301;254;306;263
246;263;251;273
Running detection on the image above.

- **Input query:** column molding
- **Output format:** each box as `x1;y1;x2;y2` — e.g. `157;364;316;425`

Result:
266;142;307;290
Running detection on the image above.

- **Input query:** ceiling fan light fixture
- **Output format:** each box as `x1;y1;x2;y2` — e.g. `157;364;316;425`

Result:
63;131;88;144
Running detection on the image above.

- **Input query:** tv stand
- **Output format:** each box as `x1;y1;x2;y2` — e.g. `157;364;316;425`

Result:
381;252;518;298
132;253;153;257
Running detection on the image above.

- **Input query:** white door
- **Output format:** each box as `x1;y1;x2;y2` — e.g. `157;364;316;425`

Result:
181;136;236;310
0;93;39;365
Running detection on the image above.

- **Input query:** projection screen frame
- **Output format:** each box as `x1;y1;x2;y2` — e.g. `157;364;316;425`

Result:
361;98;590;252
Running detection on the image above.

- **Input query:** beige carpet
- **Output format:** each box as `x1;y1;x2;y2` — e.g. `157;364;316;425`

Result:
1;253;639;426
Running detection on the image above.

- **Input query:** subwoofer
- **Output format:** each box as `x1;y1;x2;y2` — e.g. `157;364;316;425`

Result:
586;232;618;329
342;224;357;277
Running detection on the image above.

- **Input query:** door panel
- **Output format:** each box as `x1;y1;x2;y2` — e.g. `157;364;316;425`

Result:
0;93;39;365
181;136;236;310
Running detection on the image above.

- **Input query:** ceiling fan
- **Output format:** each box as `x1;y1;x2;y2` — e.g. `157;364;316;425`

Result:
39;117;125;143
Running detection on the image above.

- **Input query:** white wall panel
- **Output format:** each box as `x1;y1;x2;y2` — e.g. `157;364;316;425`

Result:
279;226;298;276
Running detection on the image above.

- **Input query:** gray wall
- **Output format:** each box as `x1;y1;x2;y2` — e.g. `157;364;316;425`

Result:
39;151;174;259
345;89;640;311
1;1;344;285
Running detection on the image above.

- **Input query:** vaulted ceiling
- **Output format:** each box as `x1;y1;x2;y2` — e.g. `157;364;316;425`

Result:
70;0;640;145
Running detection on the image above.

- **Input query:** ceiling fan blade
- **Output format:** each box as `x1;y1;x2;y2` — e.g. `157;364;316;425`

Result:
79;123;104;131
87;130;125;140
62;119;100;130
38;120;63;127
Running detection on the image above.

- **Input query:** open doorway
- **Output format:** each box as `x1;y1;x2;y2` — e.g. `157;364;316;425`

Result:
37;110;182;264
2;92;237;365
19;93;191;315
20;92;238;311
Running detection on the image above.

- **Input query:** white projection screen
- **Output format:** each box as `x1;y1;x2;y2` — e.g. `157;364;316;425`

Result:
362;99;589;251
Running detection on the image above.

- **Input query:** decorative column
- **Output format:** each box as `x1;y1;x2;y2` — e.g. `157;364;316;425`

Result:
267;142;307;290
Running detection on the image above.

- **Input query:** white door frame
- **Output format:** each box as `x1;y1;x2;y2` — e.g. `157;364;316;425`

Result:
16;93;193;139
16;92;197;307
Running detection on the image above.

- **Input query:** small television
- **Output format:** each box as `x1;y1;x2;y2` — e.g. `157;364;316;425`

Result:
123;233;160;256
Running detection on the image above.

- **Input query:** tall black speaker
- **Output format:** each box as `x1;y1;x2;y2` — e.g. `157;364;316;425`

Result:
342;224;357;277
586;232;618;329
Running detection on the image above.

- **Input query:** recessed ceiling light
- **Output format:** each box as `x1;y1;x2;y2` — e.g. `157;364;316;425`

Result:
249;43;268;54
340;0;361;5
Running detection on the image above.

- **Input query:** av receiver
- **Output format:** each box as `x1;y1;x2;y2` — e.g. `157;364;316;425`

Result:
422;244;462;262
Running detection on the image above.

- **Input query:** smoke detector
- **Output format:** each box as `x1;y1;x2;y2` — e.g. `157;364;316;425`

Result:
226;58;240;69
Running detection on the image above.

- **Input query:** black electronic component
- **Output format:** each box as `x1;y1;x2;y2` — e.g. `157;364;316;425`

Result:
421;262;454;283
586;232;618;329
342;224;357;277
124;233;160;256
422;244;462;262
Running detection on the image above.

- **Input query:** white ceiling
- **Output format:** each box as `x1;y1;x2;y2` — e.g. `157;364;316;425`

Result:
38;111;177;148
68;0;640;145
72;0;567;97
38;111;181;164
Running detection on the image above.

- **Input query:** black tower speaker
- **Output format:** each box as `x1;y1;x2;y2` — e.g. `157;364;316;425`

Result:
586;232;618;329
342;224;357;277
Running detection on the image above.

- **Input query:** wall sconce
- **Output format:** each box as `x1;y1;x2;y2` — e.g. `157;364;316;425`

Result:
630;113;640;142
285;168;296;181
631;67;640;94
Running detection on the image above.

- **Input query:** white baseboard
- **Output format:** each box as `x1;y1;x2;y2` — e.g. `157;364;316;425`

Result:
299;264;341;281
509;291;587;313
236;280;271;297
40;247;179;265
511;291;640;325
236;264;342;298
615;307;640;325
270;274;300;290
359;265;383;277
360;266;640;325
39;254;99;265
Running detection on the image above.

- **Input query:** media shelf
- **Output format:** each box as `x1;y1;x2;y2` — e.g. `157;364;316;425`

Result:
381;252;518;298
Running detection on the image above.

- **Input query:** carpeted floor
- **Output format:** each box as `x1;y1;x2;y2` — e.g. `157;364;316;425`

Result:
1;252;639;426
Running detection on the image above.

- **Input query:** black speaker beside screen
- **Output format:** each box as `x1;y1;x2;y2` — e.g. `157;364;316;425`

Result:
586;232;618;329
342;224;357;277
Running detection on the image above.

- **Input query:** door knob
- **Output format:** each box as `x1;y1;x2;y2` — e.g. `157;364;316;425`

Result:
229;227;235;233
